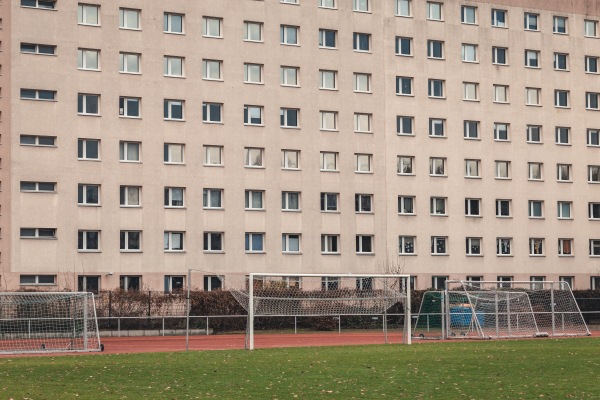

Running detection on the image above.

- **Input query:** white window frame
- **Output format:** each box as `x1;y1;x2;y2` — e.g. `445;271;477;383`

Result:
244;105;263;125
202;102;223;123
524;13;539;31
202;17;222;38
119;141;140;162
78;138;99;160
164;12;184;34
245;190;264;210
465;159;480;178
202;59;222;80
557;164;572;182
555;90;570;108
588;129;600;146
496;199;511;217
244;63;263;84
589;165;600;183
527;125;542;143
164;231;185;252
320;151;338;171
466;237;482;256
430;197;447;216
427;2;443;21
555;127;571;145
282;191;301;211
203;189;223;210
431;237;448;255
245;232;265;253
464;120;480;139
119;8;140;30
282;234;301;253
496;238;512;256
494;123;510;141
493;85;509;103
204;232;224;252
356;235;374;254
120;230;141;252
354;113;372;133
281;66;299;87
164;143;185;164
397;156;414;175
78;230;100;252
244;21;263;42
164;187;185;208
528;162;543;181
353;73;371;93
461;44;477;62
164;100;184;121
320;111;338;131
495;160;510;179
119;96;141;118
77;48;100;71
398;236;416;255
398;196;415;215
321;235;340;254
557;201;572;219
164;56;184;77
280;25;299;45
465;198;481;217
395;37;412;56
553;16;567;34
120;186;141;207
558;239;573;256
529;238;545;256
397;116;413;135
491;9;507;28
528;200;544;219
429;157;446;176
428;79;445;98
320;192;339;212
78;184;100;206
119;52;140;74
78;3;100;26
281;149;300;170
355;193;373;213
461;5;477;24
244;147;264;168
585;56;599;74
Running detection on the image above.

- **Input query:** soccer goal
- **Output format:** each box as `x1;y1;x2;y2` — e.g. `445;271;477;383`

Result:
223;273;412;350
413;280;590;340
0;292;102;354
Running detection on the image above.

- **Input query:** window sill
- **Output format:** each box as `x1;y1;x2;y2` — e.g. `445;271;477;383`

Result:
164;75;186;79
557;180;573;183
353;50;372;54
119;160;142;164
165;206;186;209
496;216;512;219
429;175;448;178
397;173;415;177
355;171;373;175
245;208;265;212
119;27;142;31
204;251;225;254
283;252;302;255
431;254;448;256
202;35;223;39
23;144;58;148
78;68;101;72
354;91;372;94
21;98;57;102
165;250;186;253
356;253;375;256
355;131;373;134
398;253;417;256
465;215;482;218
466;254;483;257
164;162;186;166
281;84;301;88
430;214;448;217
556;143;572;146
119;116;141;119
282;168;301;171
428;96;446;100
527;141;543;144
319;47;338;51
321;211;341;214
164;118;186;122
397;133;415;137
78;113;101;117
245;251;266;254
79;250;101;253
280;43;300;47
119;72;142;75
19;283;57;286
321;252;340;255
245;166;265;169
203;164;224;167
20;237;57;240
356;211;374;215
282;209;301;213
164;31;185;35
496;254;513;257
398;213;416;216
203;207;224;211
244;81;264;85
558;254;574;257
558;217;573;220
244;124;265;127
243;39;264;43
528;217;545;220
495;177;512;181
319;87;338;91
463;98;480;102
529;255;545;257
203;78;224;82
120;205;142;208
78;204;101;207
78;23;101;27
281;126;300;130
464;137;481;141
493;101;510;105
465;176;482;179
429;135;447;139
320;170;339;173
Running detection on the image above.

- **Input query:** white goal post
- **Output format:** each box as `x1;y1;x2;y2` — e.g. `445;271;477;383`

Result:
0;292;102;354
223;273;412;350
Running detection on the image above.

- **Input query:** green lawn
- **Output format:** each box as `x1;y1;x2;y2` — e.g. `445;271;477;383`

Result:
1;338;599;399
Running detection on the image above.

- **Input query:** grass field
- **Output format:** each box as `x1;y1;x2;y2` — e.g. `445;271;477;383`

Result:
1;338;599;399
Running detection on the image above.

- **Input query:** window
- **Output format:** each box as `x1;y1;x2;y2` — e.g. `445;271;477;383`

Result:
322;276;340;290
78;276;100;293
354;73;371;92
245;147;264;168
21;0;55;9
557;164;572;182
203;17;222;38
395;37;412;56
202;59;222;80
319;29;337;48
585;20;598;38
120;276;141;291
164;143;184;164
120;231;141;251
20;181;56;192
553;53;569;71
395;0;411;16
353;0;369;12
21;135;56;147
204;146;223;166
589;203;600;219
528;162;543;180
78;139;99;160
527;125;542;143
20;228;56;239
119;141;140;162
589;165;600;183
204;276;222;291
430;197;447;216
119;97;140;118
282;234;301;253
353;32;370;52
119;52;140;74
245;190;264;210
244;105;263;125
557;201;572;219
398;196;415;215
119;8;140;30
397;116;413;135
397;156;414;175
428;79;445;98
354;113;372;133
202;102;222;123
164;13;183;34
528;200;544;218
398;236;415;254
466;276;483;288
77;49;99;70
164;232;184;251
78;4;99;25
204;232;224;252
427;40;444;59
492;47;507;65
319;70;337;90
463;82;478;101
281;149;300;170
529;238;544;256
431;237;447;255
396;76;413;96
558;239;573;256
20;43;56;55
497;276;513;288
462;5;476;24
553;16;567;34
77;93;100;115
320;192;339;212
356;235;374;254
526;88;541;106
281;0;299;4
587;92;600;110
244;21;263;42
164;100;184;120
431;276;447;289
427;2;442;20
78;184;99;205
465;198;481;217
430;157;446;176
555;90;570;108
462;44;477;62
320;111;338;131
464;121;479;139
524;50;539;68
591;240;600;256
282;192;300;211
586;56;598;73
164;187;184;208
491;9;507;28
355;194;373;213
244;63;263;84
280;25;299;45
496;199;511;217
355;154;372;173
20;275;56;286
529;276;545;290
320;0;336;9
320;151;338;171
429;119;445;137
493;85;509;103
77;231;100;251
466;238;482;256
494;123;509;141
495;161;510;179
465;159;480;178
555;127;570;145
20;89;56;101
245;233;264;253
164;276;184;293
203;189;223;209
281;66;299;86
560;276;574;288
524;13;539;31
120;186;141;207
496;238;512;256
280;108;299;128
588;129;600;146
164;56;184;77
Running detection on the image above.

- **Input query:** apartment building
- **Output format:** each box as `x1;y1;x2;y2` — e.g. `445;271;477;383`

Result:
1;0;600;292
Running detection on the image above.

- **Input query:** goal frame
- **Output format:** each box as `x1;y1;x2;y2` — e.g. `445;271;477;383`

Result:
247;273;411;350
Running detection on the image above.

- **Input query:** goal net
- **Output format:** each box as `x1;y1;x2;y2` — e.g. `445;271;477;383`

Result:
0;292;102;354
222;273;411;349
413;280;589;340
